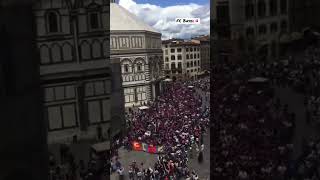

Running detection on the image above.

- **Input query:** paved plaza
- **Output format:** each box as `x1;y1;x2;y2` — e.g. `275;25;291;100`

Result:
110;129;210;180
111;87;210;180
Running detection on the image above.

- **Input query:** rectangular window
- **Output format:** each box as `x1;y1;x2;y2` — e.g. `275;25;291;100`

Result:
171;55;175;60
102;99;110;122
280;0;287;14
62;104;76;128
88;100;101;124
178;55;182;60
55;86;65;100
89;12;100;29
177;48;182;52
171;48;175;53
45;87;55;102
48;106;62;130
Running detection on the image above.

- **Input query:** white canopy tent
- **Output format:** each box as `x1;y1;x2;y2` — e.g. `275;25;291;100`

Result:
138;106;149;110
248;77;269;83
163;78;172;82
91;141;110;153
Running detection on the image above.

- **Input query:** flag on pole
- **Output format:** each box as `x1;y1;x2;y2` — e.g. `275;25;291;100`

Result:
142;143;148;152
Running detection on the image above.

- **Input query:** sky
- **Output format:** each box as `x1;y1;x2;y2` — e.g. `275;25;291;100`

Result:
118;0;210;40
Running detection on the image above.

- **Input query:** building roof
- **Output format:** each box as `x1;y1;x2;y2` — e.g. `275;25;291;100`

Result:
192;35;210;41
162;38;186;44
162;38;201;46
110;3;159;33
170;42;200;47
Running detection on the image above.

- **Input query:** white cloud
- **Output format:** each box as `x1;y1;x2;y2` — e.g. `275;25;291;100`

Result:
118;0;210;40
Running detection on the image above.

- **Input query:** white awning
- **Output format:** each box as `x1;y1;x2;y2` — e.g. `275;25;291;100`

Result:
248;77;269;83
138;106;149;110
291;32;303;40
280;34;291;43
188;86;194;88
163;78;172;82
91;141;110;153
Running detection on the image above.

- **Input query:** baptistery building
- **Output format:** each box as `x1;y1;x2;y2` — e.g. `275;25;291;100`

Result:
110;1;164;108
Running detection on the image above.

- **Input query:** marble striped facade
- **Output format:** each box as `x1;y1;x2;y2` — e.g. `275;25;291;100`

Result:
33;0;123;144
111;31;164;108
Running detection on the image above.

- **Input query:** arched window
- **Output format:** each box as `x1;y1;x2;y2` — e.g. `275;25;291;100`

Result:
89;12;100;30
137;63;142;72
258;0;266;17
270;22;278;33
269;0;278;16
171;63;176;69
47;11;59;33
280;0;287;14
62;43;73;62
246;27;255;37
80;41;91;60
124;64;129;73
40;45;50;64
245;0;254;19
92;40;102;58
281;20;287;32
259;24;267;35
51;44;62;63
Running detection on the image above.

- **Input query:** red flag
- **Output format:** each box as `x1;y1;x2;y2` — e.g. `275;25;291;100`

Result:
148;145;157;154
132;141;142;151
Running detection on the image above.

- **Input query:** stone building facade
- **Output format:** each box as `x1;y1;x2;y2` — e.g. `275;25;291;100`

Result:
162;40;201;80
192;35;210;72
110;2;164;108
33;0;125;144
213;0;289;61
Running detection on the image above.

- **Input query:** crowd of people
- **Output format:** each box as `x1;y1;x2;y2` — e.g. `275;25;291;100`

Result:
213;64;294;179
49;143;109;180
213;43;320;179
111;79;210;179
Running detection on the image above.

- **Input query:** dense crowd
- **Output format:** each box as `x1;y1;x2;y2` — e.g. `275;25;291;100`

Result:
49;143;109;180
111;79;210;179
213;43;320;179
213;65;294;179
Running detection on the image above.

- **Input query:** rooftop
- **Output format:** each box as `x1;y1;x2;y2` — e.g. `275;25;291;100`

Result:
162;39;200;47
192;35;210;41
110;3;159;33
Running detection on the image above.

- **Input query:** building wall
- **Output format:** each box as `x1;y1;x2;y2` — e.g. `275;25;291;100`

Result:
33;0;122;144
110;57;125;138
214;0;289;61
0;3;48;179
289;0;320;32
111;32;163;108
200;42;210;71
162;43;201;79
